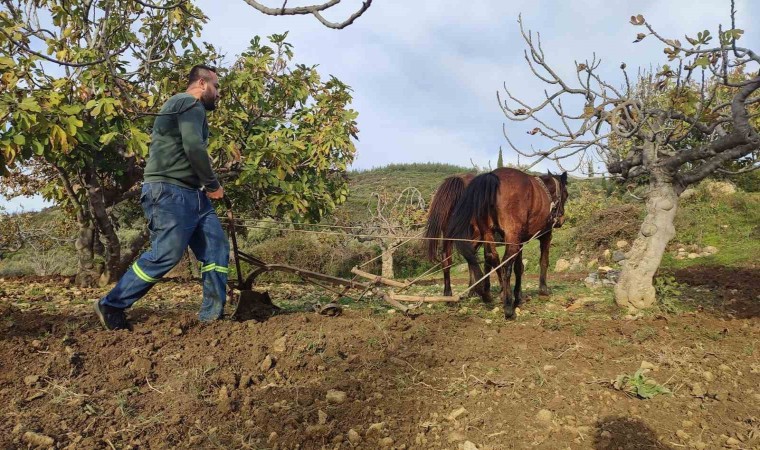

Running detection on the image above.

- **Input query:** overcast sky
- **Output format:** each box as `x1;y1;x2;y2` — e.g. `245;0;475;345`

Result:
3;0;757;211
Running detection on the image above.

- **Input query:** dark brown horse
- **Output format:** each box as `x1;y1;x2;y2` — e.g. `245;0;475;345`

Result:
446;168;568;319
424;173;500;298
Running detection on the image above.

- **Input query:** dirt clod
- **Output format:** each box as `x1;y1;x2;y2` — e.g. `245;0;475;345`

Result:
22;431;54;448
326;389;347;405
461;441;479;450
691;383;706;398
347;428;361;444
366;422;386;438
536;409;553;425
260;354;275;372
447;406;467;421
273;336;287;353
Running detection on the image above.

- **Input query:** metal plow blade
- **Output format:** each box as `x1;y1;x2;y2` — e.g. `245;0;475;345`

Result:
230;290;281;322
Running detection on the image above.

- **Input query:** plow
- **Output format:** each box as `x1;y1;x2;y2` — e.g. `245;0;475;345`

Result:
223;198;462;321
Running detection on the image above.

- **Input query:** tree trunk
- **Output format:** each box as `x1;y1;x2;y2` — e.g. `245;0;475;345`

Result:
74;218;100;287
380;242;395;279
84;171;123;287
614;169;678;311
115;226;150;279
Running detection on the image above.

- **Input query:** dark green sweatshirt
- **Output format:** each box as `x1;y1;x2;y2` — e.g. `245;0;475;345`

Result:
143;93;220;192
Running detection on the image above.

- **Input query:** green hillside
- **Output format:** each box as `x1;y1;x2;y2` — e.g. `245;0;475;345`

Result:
337;163;473;222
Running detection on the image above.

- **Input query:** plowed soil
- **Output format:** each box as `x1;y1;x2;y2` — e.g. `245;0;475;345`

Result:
0;268;758;450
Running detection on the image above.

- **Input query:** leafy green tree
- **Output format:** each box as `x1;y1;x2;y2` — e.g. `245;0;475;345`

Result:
0;1;358;286
496;147;504;168
0;0;211;286
212;34;358;222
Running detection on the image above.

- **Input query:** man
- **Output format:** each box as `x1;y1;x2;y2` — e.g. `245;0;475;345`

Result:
94;65;229;330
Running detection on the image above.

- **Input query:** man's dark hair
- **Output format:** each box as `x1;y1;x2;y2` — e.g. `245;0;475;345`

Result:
188;64;217;87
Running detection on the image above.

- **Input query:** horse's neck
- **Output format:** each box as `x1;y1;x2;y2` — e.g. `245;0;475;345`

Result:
536;176;555;200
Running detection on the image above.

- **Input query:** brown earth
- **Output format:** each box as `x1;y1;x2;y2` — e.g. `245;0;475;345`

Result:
671;265;760;319
0;269;758;450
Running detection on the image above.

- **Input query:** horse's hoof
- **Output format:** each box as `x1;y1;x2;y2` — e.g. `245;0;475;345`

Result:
443;290;452;297
503;309;515;320
538;289;551;297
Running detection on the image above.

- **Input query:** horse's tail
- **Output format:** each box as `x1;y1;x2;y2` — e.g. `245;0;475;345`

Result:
425;176;468;261
446;172;500;259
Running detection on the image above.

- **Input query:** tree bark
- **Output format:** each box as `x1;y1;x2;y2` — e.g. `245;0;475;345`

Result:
188;249;200;279
55;165;102;287
74;218;100;287
614;167;678;310
380;241;395;279
84;171;122;286
115;226;150;278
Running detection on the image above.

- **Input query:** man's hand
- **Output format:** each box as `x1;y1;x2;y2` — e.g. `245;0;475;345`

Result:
206;186;224;200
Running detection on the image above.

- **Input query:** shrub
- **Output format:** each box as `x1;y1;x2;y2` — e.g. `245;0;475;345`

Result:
572;204;643;250
246;232;378;280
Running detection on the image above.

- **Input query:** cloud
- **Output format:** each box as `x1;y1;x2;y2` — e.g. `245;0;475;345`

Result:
4;1;757;210
171;1;760;173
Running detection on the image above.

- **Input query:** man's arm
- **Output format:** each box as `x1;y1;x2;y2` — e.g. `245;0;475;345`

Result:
177;101;221;193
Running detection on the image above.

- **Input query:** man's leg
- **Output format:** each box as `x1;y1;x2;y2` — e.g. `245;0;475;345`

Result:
100;183;196;312
188;195;230;322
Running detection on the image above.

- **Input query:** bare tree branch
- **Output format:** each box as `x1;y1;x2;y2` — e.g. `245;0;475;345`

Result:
499;13;758;191
716;162;760;175
240;0;372;29
132;0;188;10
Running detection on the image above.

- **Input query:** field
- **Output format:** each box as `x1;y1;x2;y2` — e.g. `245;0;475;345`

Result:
1;166;759;449
0;267;758;449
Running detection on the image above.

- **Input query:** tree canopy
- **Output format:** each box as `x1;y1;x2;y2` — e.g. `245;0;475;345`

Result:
0;1;359;285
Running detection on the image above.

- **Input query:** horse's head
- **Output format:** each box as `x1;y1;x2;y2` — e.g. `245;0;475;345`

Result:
546;170;569;227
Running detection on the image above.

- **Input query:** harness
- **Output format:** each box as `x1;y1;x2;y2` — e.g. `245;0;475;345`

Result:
535;176;561;225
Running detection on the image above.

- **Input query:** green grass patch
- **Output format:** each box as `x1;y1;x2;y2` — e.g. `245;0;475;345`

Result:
665;191;760;269
633;326;657;343
613;369;671;399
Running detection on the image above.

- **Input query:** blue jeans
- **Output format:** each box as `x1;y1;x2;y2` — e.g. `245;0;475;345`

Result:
100;182;230;321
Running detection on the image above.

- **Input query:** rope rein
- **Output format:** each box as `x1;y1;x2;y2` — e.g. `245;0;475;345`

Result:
220;219;533;246
535;176;562;225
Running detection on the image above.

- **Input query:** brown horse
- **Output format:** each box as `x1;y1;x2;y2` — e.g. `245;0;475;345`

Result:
446;168;568;319
424;174;500;298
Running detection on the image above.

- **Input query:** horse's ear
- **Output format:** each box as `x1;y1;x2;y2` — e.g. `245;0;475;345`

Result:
547;169;552;176
561;171;568;183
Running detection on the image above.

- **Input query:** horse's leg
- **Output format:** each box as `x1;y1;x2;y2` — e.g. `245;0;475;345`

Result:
462;242;491;303
482;243;492;295
474;242;492;302
513;249;524;307
500;242;520;319
538;232;553;296
442;240;453;297
483;239;502;296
